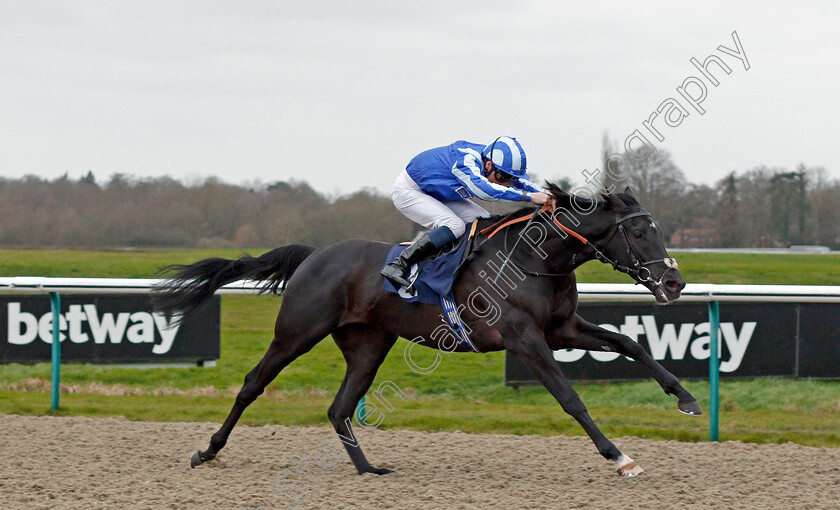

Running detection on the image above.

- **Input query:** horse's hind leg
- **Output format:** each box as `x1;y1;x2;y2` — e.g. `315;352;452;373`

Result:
327;324;397;475
552;314;702;416
191;295;340;468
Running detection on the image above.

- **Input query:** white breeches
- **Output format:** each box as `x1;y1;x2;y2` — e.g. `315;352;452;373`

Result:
392;170;490;238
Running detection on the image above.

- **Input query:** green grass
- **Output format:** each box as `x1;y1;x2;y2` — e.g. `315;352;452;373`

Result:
1;249;839;447
575;251;840;285
4;391;838;447
1;248;839;284
0;248;255;278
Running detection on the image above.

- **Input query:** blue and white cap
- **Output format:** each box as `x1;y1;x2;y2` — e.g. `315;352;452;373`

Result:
482;136;528;179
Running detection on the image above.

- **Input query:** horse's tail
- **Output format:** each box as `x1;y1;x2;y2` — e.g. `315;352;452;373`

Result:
152;244;316;321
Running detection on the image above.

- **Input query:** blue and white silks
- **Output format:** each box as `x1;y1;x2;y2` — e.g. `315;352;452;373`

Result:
406;141;541;204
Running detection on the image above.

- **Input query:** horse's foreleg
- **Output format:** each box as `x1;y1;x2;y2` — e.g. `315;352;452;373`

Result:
552;314;701;416
328;325;397;476
508;329;643;478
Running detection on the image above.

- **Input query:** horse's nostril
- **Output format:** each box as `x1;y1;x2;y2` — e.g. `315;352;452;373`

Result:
665;279;686;293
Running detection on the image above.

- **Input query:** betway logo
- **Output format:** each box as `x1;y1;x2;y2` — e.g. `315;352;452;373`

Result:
6;303;181;354
554;315;756;373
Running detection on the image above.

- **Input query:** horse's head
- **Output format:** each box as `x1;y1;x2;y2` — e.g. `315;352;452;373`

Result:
592;187;685;303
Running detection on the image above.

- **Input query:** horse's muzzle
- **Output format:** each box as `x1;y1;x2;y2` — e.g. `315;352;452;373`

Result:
655;275;686;303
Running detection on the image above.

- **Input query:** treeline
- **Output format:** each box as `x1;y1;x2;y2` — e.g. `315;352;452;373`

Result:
600;142;840;249
0;174;416;248
1;155;839;249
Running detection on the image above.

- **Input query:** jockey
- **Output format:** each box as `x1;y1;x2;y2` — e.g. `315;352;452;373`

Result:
381;136;554;289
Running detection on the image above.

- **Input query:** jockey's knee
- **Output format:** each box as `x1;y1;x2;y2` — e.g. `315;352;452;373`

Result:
429;225;458;246
437;221;465;239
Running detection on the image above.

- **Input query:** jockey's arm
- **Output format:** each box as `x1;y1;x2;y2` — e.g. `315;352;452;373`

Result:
512;178;543;194
451;152;537;202
512;177;553;205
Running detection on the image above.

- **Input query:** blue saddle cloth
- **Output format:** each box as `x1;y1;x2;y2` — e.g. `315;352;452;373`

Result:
382;233;479;352
382;233;468;304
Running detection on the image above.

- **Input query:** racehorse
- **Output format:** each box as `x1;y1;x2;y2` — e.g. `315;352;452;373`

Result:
153;183;701;478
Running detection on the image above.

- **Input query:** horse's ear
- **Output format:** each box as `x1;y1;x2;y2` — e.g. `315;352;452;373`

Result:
605;193;626;210
546;181;569;197
623;186;640;204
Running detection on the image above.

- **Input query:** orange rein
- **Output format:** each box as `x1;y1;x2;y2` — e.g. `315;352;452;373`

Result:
479;204;589;244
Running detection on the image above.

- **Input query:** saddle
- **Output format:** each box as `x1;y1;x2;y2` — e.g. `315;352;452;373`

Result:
381;220;482;352
380;211;546;352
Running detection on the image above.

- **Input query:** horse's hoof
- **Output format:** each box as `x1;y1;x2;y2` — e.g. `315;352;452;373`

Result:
616;454;643;478
361;467;394;476
678;400;703;416
190;450;203;468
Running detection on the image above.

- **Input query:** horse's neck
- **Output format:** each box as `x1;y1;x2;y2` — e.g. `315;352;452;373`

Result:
473;207;615;275
537;208;615;273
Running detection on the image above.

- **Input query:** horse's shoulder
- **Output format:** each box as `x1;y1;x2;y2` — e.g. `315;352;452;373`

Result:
549;273;579;320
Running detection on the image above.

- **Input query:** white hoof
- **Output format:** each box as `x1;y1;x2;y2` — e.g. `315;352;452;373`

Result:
615;454;644;478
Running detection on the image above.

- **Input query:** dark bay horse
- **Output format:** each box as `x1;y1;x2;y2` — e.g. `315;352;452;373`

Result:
153;184;701;478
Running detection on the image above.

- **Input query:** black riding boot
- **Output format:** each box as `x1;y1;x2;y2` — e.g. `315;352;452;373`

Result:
381;232;440;289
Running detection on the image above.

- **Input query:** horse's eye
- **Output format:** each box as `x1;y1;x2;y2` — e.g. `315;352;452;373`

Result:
633;230;643;239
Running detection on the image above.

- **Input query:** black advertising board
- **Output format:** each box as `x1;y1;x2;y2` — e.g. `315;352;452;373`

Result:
506;302;839;384
0;294;220;364
797;303;840;378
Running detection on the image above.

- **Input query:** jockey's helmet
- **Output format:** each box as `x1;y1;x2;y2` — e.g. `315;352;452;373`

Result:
482;136;528;179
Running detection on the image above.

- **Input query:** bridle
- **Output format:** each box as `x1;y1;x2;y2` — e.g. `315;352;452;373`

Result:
496;206;679;286
589;210;679;286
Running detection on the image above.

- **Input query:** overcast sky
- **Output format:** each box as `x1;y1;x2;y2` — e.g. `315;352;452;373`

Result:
1;1;837;196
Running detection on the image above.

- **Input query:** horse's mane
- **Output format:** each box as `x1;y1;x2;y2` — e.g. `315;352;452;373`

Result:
482;181;639;225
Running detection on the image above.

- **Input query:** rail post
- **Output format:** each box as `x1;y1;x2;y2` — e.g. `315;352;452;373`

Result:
50;292;61;411
708;300;720;441
357;396;367;423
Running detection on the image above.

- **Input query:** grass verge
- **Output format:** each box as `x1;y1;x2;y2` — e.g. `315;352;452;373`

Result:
1;249;839;447
3;390;838;448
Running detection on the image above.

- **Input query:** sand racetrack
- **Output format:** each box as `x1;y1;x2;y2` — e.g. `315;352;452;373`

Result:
2;414;839;510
